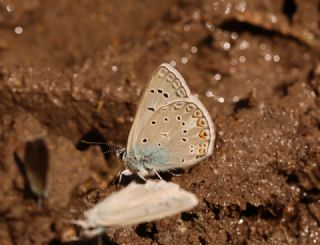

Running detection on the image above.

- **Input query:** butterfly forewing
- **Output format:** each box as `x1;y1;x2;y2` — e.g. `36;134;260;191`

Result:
127;64;191;152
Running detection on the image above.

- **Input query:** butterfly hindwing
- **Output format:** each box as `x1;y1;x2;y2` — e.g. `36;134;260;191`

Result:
136;98;214;171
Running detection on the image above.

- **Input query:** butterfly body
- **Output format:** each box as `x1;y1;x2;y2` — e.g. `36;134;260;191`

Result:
121;146;170;178
120;63;215;178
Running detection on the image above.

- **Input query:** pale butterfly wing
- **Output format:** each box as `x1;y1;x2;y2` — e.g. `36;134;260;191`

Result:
135;98;214;171
82;180;198;228
127;64;192;152
126;63;215;171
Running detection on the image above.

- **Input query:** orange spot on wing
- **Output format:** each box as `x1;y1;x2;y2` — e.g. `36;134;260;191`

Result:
199;131;207;139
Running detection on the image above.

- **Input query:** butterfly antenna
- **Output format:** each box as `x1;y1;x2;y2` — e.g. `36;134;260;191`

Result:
102;143;123;155
80;140;108;145
81;140;123;155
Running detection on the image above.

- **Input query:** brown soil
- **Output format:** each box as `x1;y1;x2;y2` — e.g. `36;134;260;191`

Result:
1;0;320;244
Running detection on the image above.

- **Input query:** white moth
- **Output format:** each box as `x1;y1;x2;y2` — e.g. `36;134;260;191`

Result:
73;180;198;238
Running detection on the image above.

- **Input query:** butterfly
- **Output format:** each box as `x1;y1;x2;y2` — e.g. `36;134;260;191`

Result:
117;63;215;180
73;180;198;238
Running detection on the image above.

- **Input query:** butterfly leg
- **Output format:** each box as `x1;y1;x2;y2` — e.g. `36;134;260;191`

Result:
117;169;133;188
137;172;147;181
154;170;163;180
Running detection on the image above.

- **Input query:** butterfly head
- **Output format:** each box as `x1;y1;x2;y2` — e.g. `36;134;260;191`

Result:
116;148;126;160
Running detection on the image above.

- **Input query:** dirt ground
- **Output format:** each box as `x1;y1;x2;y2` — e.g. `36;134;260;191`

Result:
0;0;320;244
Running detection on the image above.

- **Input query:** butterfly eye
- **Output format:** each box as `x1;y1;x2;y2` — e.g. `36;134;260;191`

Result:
186;104;196;112
172;79;181;89
158;67;168;78
192;109;203;118
176;87;187;97
197;118;207;127
166;73;175;83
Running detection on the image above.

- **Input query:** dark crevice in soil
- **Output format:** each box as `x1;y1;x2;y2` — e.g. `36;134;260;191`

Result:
282;0;297;22
240;203;259;217
306;67;320;97
307;68;316;82
300;189;320;204
286;173;299;184
219;20;306;48
181;212;199;221
274;83;292;97
135;223;158;240
241;203;283;220
199;35;214;49
219;20;278;37
233;98;252;114
226;232;232;243
199;236;207;245
76;128;121;161
76;128;107;151
279;169;320;204
205;201;220;220
102;236;119;245
0;67;4;81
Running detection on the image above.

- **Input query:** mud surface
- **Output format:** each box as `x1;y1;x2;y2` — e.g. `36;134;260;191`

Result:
1;0;320;244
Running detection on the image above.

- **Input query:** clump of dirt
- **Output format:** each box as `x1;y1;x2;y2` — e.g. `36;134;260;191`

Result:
0;0;320;244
